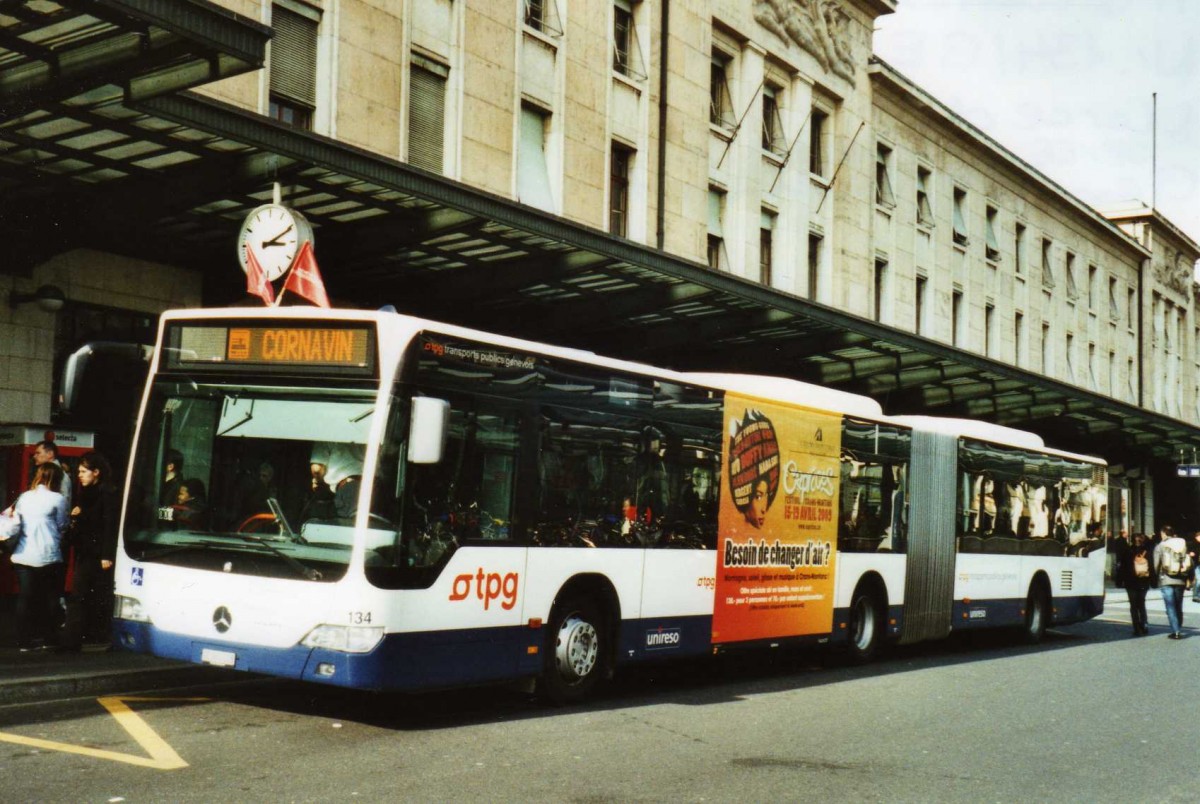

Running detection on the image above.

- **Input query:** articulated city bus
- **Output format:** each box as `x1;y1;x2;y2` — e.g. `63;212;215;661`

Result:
112;307;1106;702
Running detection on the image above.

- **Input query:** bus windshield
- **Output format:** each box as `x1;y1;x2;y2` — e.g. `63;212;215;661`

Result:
123;378;393;582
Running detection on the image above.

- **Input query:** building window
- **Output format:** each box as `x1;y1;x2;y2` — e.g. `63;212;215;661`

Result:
760;211;775;286
1042;322;1051;372
1014;222;1026;275
1015;311;1025;367
517;103;555;211
707;188;726;270
1066;333;1075;381
951;289;963;347
875;144;895;207
1127;357;1135;399
985;205;1000;262
952;187;968;246
1127;287;1136;329
612;0;646;81
269;4;318;130
524;0;563;36
1041;238;1055;288
1088;342;1097;389
915;275;927;335
1109;350;1116;395
762;86;786;156
1109;276;1120;320
984;302;995;356
874;258;888;321
809;106;828;177
916;166;933;227
807;233;822;299
1065;252;1078;300
710;52;735;129
408;56;448;174
1088;264;1098;310
609;142;633;236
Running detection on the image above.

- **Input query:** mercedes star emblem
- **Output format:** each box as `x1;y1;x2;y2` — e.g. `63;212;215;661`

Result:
213;606;233;634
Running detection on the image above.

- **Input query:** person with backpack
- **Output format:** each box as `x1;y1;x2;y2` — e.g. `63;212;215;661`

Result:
1154;525;1191;639
1117;533;1155;636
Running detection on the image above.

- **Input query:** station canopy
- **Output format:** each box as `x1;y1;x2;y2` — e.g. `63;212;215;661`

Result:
2;0;1197;466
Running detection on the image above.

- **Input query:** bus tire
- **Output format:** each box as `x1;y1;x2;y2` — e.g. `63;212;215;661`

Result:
1023;582;1050;644
540;594;606;705
847;586;883;663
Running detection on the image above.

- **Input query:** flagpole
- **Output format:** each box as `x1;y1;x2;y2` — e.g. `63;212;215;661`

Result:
272;260;295;307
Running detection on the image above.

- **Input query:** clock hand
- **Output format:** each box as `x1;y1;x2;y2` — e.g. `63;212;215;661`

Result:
260;224;294;248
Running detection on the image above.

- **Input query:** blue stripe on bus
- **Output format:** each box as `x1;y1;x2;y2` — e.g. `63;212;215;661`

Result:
113;593;1103;691
113;619;544;691
947;594;1105;630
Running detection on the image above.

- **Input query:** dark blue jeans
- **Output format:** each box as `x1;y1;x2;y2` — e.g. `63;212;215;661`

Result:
14;563;64;648
1160;585;1185;635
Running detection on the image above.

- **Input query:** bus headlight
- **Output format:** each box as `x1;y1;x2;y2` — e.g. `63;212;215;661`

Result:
301;625;384;654
114;595;151;623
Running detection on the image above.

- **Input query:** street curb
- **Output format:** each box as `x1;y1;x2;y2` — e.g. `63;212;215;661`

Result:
0;664;236;706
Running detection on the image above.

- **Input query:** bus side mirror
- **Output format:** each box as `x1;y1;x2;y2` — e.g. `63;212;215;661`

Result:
408;397;450;464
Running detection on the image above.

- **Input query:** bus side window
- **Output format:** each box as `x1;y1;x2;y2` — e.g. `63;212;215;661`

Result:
533;406;641;547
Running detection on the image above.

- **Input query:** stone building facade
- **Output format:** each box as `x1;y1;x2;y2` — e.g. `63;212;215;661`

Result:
1;0;1197;529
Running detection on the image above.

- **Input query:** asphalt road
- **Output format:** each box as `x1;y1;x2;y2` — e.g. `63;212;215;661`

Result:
0;595;1193;803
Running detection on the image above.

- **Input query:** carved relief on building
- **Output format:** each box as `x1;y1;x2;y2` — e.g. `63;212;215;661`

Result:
1154;252;1194;297
754;0;858;85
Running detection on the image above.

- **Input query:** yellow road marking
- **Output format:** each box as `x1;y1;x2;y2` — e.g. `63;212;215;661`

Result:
0;695;207;769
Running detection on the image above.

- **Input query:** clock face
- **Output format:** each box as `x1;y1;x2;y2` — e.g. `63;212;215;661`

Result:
239;204;306;282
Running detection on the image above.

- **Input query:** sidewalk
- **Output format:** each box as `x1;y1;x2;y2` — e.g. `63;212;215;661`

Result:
0;598;233;706
1105;583;1200;622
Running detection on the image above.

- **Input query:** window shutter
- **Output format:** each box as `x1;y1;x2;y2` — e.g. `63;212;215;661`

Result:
270;6;318;107
408;61;447;173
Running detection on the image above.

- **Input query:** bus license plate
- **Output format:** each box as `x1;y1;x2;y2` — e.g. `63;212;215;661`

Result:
201;648;236;667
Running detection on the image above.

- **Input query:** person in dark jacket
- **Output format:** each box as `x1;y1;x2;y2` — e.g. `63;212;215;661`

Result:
62;451;118;651
1188;530;1200;603
1116;532;1155;636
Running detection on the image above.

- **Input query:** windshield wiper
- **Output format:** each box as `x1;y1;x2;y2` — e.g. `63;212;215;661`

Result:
231;533;323;581
266;497;305;544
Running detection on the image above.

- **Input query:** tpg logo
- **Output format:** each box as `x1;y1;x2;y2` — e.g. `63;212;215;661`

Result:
449;569;519;611
645;626;681;650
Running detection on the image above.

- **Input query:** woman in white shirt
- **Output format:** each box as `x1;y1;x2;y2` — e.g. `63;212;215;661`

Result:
11;462;69;651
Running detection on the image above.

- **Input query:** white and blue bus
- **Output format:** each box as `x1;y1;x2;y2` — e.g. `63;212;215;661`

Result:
112;308;1107;702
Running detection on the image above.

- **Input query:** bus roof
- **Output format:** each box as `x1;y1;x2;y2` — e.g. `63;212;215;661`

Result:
160;309;1097;465
685;372;884;419
892;415;1104;465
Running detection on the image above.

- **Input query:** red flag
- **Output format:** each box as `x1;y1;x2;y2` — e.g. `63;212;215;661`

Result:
244;247;275;305
282;241;330;308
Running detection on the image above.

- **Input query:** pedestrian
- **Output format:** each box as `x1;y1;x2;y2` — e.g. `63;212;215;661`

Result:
1117;532;1154;636
1153;525;1190;640
1188;530;1200;604
10;462;69;652
32;439;73;509
61;451;118;651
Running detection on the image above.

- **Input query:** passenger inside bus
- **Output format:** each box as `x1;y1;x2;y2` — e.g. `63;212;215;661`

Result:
298;460;336;522
173;478;208;530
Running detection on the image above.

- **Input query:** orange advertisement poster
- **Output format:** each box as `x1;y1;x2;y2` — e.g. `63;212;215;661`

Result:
713;394;842;644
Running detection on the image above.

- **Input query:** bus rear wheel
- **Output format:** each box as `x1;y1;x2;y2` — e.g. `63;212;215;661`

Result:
848;587;883;663
1023;584;1049;644
540;595;606;705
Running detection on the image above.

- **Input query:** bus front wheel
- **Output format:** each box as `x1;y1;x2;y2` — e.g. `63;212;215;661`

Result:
540;595;605;705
